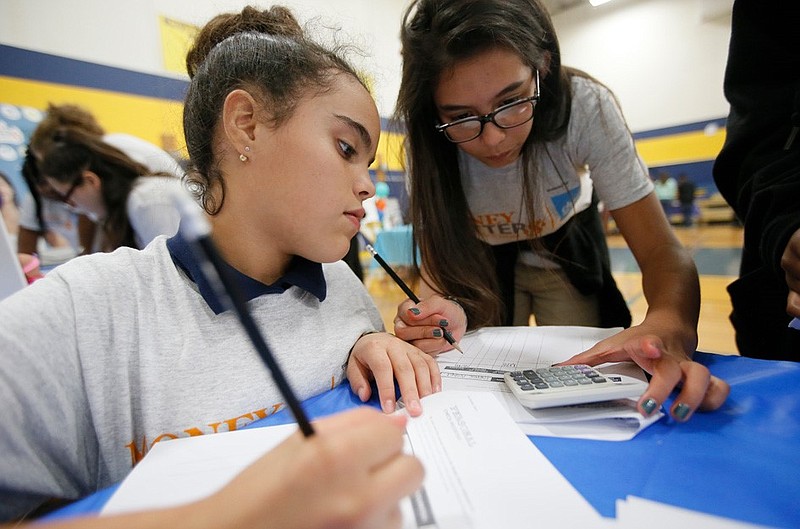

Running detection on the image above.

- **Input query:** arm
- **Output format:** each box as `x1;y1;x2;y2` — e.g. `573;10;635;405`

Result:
614;193;700;352
782;227;800;318
565;193;730;421
7;409;423;529
77;215;96;255
17;226;40;255
126;179;182;248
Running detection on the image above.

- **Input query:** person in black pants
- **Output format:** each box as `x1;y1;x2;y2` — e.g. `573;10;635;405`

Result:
712;0;800;360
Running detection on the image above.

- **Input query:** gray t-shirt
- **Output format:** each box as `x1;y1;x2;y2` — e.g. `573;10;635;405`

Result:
460;75;653;252
0;238;383;519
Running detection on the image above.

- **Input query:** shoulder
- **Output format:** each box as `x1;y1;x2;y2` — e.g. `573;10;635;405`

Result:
54;238;171;282
322;260;364;285
566;75;630;137
570;75;614;98
569;75;620;114
128;176;185;204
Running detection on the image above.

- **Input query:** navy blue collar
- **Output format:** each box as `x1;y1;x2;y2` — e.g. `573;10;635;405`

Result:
167;231;327;315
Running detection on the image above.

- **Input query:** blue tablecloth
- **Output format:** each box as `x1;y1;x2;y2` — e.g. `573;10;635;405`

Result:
46;352;800;528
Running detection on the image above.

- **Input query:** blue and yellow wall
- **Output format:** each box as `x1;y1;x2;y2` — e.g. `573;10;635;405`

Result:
0;43;725;207
634;119;727;199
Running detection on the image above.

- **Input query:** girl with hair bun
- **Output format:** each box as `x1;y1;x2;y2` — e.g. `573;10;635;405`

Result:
0;5;436;522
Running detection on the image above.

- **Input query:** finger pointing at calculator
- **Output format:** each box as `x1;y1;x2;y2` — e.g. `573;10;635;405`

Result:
559;329;730;423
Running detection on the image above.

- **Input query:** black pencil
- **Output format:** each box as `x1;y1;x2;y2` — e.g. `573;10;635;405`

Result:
361;234;464;354
175;193;315;437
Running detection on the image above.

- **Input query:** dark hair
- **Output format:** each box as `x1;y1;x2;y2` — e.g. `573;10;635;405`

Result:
183;5;365;215
395;0;574;327
39;128;152;250
20;150;47;232
29;103;105;157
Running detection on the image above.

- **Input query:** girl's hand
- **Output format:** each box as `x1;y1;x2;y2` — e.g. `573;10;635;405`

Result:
560;320;730;422
201;408;423;529
781;227;800;318
346;332;441;416
393;295;467;355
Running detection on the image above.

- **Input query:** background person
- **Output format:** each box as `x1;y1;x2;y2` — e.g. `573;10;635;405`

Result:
39;128;185;251
711;0;800;360
676;173;697;227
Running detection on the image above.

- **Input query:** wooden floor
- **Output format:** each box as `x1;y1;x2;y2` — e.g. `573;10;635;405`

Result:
363;224;744;355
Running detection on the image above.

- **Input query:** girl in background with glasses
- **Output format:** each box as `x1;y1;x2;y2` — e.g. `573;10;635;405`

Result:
38;128;185;252
392;0;729;422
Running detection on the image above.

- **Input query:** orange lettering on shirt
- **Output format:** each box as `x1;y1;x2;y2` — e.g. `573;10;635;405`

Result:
126;436;149;466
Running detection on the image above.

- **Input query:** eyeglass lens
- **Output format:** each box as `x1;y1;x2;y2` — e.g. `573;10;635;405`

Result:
443;99;535;143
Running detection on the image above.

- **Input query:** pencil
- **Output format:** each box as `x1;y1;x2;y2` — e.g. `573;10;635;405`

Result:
361;235;464;354
175;193;315;437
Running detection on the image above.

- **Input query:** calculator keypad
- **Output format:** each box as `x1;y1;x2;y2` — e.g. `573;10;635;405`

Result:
509;365;607;392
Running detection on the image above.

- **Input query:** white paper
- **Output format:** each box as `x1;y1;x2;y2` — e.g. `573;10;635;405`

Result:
102;423;297;514
102;391;608;528
438;327;663;441
399;391;604;529
616;496;773;529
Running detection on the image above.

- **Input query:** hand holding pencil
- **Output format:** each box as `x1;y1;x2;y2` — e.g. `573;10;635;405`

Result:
360;234;467;355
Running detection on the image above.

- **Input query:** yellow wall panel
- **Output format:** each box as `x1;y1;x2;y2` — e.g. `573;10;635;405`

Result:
0;75;185;153
373;131;406;172
159;16;199;76
635;128;727;167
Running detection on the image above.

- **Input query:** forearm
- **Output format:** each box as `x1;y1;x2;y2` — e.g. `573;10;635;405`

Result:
639;243;700;348
17;227;39;254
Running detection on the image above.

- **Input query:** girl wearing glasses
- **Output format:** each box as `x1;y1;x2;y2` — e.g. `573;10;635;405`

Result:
38;128;185;252
392;0;729;422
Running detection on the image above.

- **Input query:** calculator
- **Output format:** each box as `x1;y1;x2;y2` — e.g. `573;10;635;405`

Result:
504;364;649;409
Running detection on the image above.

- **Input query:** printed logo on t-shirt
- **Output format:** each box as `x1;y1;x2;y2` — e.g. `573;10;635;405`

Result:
549;185;582;220
125;403;284;466
472;210;548;239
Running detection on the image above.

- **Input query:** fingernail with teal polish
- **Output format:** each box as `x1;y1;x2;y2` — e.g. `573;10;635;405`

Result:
432;328;443;338
641;397;659;416
409;307;421;315
673;403;692;422
439;319;449;327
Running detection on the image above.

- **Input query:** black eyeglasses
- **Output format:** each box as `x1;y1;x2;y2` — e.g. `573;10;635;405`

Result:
435;69;541;144
52;175;83;204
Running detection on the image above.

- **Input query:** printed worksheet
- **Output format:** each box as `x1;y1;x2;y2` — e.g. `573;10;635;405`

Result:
437;327;662;440
102;392;607;528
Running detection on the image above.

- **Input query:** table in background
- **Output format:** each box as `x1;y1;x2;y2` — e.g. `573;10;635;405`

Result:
371;224;414;268
48;352;800;528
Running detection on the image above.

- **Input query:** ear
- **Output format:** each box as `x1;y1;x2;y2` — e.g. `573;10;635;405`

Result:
540;51;552;78
222;89;259;157
82;170;102;190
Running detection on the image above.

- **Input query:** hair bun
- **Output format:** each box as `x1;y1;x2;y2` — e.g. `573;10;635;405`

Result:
186;5;304;78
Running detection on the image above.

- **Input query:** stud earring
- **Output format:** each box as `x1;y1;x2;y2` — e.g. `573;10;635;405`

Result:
239;153;248;162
